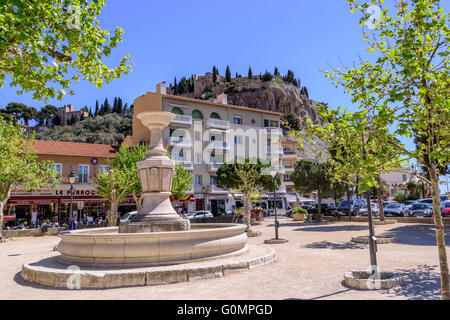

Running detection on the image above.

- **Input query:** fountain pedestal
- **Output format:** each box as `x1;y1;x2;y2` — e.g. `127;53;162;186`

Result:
119;112;190;233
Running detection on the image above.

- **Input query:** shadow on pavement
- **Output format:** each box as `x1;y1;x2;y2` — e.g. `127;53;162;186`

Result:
303;241;366;250
386;265;441;300
294;225;369;232
381;224;450;246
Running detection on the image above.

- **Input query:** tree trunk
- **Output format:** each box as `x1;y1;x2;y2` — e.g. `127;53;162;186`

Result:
377;175;385;222
243;191;251;232
133;194;142;211
0;201;4;239
347;184;352;222
429;166;450;300
108;193;118;227
317;189;322;222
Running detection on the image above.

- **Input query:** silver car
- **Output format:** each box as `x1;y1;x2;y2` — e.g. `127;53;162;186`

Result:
120;211;137;223
186;211;214;220
358;203;380;216
409;203;432;217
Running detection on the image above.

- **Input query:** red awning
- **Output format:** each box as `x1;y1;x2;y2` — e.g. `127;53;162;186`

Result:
3;216;15;220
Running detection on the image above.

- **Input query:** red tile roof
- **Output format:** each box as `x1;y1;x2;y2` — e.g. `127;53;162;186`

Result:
32;140;117;158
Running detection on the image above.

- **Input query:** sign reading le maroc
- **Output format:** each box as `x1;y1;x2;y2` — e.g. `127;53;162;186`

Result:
11;188;98;197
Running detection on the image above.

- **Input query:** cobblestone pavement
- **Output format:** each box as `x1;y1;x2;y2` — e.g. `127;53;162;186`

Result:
0;219;447;300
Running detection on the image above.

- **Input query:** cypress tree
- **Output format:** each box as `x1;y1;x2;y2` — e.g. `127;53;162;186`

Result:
174;77;178;94
274;67;280;76
94;100;99;117
248;67;253;79
226;65;231;82
89;107;93;117
113;97;118;113
213;66;217;83
118;98;123;114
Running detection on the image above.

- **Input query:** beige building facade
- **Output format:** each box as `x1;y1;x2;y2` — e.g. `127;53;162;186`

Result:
124;82;293;214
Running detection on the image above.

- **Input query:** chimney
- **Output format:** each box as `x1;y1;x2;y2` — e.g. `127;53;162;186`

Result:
156;82;167;95
217;93;227;105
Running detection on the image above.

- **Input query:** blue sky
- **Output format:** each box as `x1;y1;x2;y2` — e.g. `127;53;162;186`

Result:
0;0;448;193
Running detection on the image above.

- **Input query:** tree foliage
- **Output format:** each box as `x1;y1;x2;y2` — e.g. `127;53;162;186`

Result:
0;117;58;237
0;0;132;101
171;163;193;201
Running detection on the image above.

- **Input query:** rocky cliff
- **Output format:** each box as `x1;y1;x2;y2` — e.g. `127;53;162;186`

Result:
167;73;322;124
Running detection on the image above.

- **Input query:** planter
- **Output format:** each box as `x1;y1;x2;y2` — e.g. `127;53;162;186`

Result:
292;213;306;222
344;270;402;290
351;235;396;244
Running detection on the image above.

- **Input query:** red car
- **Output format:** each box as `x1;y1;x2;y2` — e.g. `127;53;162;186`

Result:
441;201;450;217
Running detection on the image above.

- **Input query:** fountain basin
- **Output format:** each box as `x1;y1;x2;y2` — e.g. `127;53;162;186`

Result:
57;223;247;267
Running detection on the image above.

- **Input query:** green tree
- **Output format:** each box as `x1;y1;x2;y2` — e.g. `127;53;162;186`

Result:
94;144;147;226
262;71;273;82
213;66;218;83
5;102;31;124
290;160;333;222
215;159;281;234
274;67;280;76
283;70;298;87
248;66;253;79
0;117;58;237
39;105;58;126
94;100;99;117
102;98;112;114
320;0;450;299
281;114;300;132
171;163;193;201
0;0;131;102
226;65;232;82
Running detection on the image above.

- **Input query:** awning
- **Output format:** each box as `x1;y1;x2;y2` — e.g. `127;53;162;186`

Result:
3;215;15;221
285;194;298;203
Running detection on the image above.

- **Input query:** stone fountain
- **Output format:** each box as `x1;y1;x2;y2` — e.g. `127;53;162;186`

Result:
21;111;276;288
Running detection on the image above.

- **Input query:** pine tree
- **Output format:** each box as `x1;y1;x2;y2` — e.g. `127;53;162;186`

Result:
248;66;253;79
213;66;217;83
89;107;93;118
225;65;231;82
174;77;178;94
103;98;112;114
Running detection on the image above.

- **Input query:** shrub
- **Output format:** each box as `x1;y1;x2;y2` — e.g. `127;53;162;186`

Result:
262;72;273;82
292;207;308;215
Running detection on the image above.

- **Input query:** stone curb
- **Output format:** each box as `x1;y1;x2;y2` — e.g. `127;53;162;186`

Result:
21;245;276;289
351;236;396;244
263;238;289;244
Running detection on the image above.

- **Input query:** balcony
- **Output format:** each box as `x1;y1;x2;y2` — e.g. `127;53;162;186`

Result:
266;146;284;155
170;115;192;127
206;119;230;130
208;162;223;172
208;185;232;194
284;165;295;173
168;136;192;148
207;140;230;150
264;127;283;136
282;149;298;159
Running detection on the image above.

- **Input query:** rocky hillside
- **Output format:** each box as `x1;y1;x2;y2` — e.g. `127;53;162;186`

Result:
168;72;323;124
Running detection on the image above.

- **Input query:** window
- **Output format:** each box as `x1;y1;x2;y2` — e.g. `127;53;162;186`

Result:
263;119;269;127
234;136;242;144
402;174;407;182
195;175;202;186
194;131;201;141
283;174;290;182
233;116;242;125
53;164;62;180
99;165;109;173
210;176;216;186
194;153;202;164
210;112;220;119
78;165;89;184
171;107;183;115
192;110;203;120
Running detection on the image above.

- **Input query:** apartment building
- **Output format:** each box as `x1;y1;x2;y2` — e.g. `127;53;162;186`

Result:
124;82;290;215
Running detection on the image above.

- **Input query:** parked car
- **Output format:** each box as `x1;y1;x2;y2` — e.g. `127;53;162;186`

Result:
409;203;433;217
404;200;418;209
307;203;337;216
384;203;409;217
336;199;367;216
382;201;398;208
415;198;434;206
186;211;214;220
441;201;450;217
440;195;449;202
358;203;380;216
120;211;137;223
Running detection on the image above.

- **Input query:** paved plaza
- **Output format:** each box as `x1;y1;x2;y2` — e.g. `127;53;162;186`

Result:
1;219;448;300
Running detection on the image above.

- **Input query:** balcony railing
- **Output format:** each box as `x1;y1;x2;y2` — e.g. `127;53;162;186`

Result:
208;185;231;194
172;159;193;171
264;127;283;135
207;140;230;150
282;149;298;159
266;146;284;155
168;136;192;147
208;163;223;172
206;119;230;130
170;115;192;127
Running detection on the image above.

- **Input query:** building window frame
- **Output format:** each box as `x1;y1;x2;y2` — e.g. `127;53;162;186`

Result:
78;164;89;184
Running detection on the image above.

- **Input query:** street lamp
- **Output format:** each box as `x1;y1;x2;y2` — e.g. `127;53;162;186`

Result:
68;171;77;223
202;186;207;222
271;169;280;240
361;132;378;272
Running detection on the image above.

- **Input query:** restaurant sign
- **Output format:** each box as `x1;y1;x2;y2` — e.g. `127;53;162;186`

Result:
11;188;98;197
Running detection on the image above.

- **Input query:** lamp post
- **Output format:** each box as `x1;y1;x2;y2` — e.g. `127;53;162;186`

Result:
202;186;207;222
361;133;378;271
264;167;288;244
68;171;77;223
